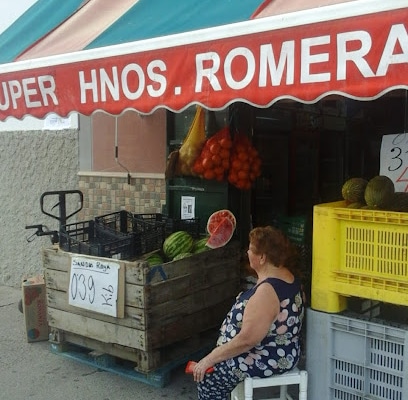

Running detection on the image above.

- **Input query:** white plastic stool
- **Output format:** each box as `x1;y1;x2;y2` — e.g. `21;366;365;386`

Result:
230;368;308;400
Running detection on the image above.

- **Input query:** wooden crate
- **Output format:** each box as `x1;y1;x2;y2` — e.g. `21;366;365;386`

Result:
42;241;241;372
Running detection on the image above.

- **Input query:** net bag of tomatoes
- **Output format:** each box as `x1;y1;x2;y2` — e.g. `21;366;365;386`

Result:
228;132;261;190
192;126;233;181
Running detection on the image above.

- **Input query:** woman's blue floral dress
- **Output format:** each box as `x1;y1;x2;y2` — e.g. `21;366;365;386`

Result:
218;277;304;377
196;277;304;400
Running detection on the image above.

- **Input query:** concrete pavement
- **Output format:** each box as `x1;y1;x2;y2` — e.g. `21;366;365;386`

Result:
0;285;198;400
1;285;302;400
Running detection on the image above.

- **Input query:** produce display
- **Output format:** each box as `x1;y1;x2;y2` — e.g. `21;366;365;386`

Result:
206;209;236;234
191;236;211;253
227;132;262;190
163;231;195;260
177;106;206;177
145;252;164;266
192;126;233;181
341;175;408;211
206;209;236;249
364;175;394;209
168;110;262;191
341;177;367;204
144;209;237;266
165;106;206;179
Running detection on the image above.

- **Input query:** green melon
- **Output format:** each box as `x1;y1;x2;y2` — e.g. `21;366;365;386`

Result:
364;175;395;209
342;178;368;203
172;252;193;261
388;192;408;212
146;253;164;267
163;231;194;260
347;202;364;209
192;236;210;253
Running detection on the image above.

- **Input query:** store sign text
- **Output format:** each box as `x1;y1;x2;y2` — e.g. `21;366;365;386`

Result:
0;21;406;113
78;23;408;104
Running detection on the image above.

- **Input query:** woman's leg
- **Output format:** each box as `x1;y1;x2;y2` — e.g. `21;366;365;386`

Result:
197;361;242;400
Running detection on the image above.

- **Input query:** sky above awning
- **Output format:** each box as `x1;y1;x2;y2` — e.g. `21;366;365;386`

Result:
5;0;266;62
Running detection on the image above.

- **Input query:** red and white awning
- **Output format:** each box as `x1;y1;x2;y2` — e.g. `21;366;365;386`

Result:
0;0;407;121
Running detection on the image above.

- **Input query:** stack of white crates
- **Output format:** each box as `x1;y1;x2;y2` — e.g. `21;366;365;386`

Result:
307;201;408;400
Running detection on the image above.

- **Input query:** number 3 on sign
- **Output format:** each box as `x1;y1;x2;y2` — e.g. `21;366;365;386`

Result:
380;133;408;192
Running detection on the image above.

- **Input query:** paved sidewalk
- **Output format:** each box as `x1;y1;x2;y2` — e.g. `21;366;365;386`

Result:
1;285;302;400
0;285;197;400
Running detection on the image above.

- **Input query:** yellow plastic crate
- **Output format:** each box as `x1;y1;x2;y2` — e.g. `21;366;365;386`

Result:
311;201;408;312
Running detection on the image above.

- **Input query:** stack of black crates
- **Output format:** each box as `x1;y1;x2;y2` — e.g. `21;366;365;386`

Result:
59;210;200;260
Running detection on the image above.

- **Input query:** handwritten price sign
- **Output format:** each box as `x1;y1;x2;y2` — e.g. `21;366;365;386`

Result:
69;256;123;317
380;133;408;192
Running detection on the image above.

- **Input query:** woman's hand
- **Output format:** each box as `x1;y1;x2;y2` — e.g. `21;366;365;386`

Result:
193;356;214;382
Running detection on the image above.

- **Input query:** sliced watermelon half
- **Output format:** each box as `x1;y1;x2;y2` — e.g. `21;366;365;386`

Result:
206;209;236;235
206;217;235;249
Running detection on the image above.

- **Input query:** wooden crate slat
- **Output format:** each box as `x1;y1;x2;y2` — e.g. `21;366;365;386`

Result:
48;308;148;350
146;279;239;326
51;328;216;374
43;241;241;366
47;287;146;330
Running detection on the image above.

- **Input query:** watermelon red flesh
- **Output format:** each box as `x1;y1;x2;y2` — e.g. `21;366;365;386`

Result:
207;209;236;235
206;217;235;249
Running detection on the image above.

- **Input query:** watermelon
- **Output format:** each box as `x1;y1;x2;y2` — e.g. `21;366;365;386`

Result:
192;236;211;253
172;252;193;261
364;175;395;209
342;178;368;203
207;209;236;235
206;217;235;249
163;231;194;260
146;253;164;267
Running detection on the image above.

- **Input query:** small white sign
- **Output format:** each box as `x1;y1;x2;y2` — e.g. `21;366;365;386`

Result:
43;113;72;130
380;133;408;192
69;256;120;317
181;196;195;219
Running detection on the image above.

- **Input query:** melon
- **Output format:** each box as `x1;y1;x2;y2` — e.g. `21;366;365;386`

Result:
172;252;193;261
364;175;395;209
341;178;368;203
146;253;164;267
347;202;364;209
207;209;236;235
192;236;211;253
163;231;194;260
206;217;235;249
388;192;408;212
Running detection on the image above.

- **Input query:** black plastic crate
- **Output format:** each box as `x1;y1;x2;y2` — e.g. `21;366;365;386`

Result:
134;213;201;239
95;210;166;255
59;220;135;259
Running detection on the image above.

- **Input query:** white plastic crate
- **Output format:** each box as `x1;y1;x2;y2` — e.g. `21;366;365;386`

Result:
306;308;408;400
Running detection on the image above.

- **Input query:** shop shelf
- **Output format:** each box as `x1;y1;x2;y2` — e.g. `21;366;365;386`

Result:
306;308;408;400
311;201;408;313
59;220;135;259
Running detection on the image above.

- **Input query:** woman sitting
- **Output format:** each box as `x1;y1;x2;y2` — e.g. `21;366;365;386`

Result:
193;226;305;400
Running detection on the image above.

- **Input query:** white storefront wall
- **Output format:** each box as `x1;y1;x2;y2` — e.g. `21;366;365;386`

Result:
0;114;81;286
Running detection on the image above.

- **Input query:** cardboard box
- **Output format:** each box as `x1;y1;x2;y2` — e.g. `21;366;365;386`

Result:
22;275;48;342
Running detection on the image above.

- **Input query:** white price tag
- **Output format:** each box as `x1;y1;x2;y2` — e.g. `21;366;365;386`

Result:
181;196;195;219
380;133;408;192
69;256;121;317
